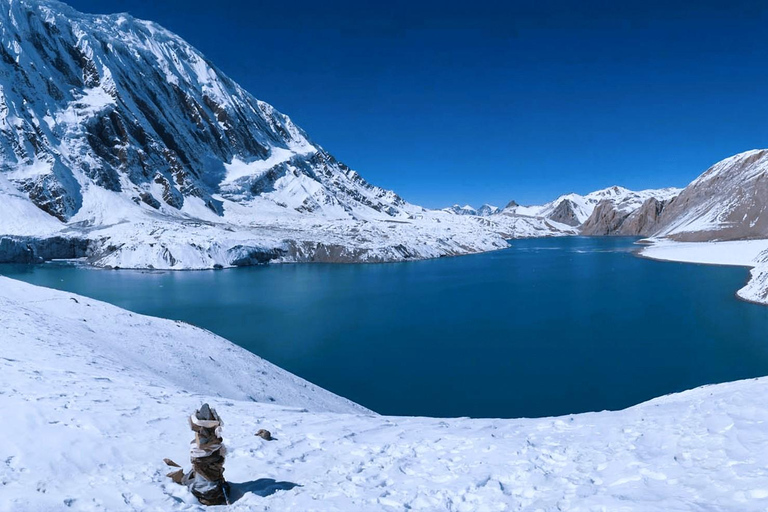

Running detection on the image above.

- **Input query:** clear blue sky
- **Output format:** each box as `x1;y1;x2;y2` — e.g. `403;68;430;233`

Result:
65;0;768;208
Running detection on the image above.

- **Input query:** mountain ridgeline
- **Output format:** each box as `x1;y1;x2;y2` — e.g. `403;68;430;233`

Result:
0;0;515;268
450;186;683;238
452;149;768;241
0;0;410;222
0;0;766;270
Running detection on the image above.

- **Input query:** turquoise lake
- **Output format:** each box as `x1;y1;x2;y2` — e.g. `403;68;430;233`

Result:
3;236;768;418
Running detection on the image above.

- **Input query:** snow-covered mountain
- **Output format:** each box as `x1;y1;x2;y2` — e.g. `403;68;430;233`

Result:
0;0;423;223
438;187;683;241
636;150;768;305
442;204;478;216
442;203;500;217
0;0;517;268
500;186;673;224
652;149;768;241
476;203;500;216
531;187;680;234
579;187;682;236
448;186;681;237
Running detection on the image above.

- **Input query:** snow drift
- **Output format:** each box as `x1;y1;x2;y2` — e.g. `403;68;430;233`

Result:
5;277;768;510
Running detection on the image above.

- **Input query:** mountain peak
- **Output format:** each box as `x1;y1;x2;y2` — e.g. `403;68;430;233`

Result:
0;0;410;223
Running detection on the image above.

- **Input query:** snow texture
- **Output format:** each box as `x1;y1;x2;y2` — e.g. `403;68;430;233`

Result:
0;0;522;268
502;186;681;226
4;276;768;510
0;0;690;270
653;149;768;241
641;239;768;305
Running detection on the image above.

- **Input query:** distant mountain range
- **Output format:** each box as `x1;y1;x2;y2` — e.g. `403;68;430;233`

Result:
447;148;768;244
443;204;500;217
0;0;766;275
448;186;682;237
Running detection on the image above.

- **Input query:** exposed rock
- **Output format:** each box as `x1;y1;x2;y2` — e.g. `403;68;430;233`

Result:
653;149;768;242
285;241;392;264
580;196;675;236
255;429;273;441
138;192;161;210
548;199;581;226
227;246;285;266
580;201;631;236
619;197;672;236
0;236;91;263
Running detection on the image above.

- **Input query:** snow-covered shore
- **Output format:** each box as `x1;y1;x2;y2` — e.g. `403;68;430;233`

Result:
4;276;768;511
640;239;768;305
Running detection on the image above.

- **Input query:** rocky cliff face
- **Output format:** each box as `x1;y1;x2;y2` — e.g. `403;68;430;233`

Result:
621;197;672;236
581;196;676;236
0;0;520;268
547;199;581;226
652;150;768;242
441;187;682;239
0;0;412;225
513;186;680;231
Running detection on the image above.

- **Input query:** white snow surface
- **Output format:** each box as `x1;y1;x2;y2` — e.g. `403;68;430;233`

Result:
0;173;63;235
652;149;768;240
0;0;692;269
5;277;768;510
0;0;517;268
641;239;768;305
507;186;682;224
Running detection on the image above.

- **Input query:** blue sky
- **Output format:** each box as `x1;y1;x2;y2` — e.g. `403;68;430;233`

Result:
66;0;768;208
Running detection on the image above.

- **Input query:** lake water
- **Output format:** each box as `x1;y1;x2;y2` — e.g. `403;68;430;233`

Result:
3;237;768;419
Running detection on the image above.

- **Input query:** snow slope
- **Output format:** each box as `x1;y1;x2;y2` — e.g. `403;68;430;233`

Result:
0;0;519;268
439;186;680;240
5;277;768;511
653;149;768;241
640;239;768;305
468;186;682;237
0;172;63;235
635;150;768;305
504;186;681;226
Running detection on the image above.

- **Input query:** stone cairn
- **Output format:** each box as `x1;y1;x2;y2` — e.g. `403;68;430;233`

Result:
165;403;230;505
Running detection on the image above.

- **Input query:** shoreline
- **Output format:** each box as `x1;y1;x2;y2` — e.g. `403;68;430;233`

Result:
8;236;768;307
5;275;768;509
636;238;768;306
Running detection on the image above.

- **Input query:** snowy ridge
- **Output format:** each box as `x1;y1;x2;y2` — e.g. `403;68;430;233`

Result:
636;150;768;304
741;249;768;305
0;0;519;268
5;276;768;510
443;186;680;238
505;186;681;225
442;203;500;217
653;149;768;241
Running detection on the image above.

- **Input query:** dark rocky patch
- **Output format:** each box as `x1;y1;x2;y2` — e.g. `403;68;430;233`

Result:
0;236;91;263
548;199;581;226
